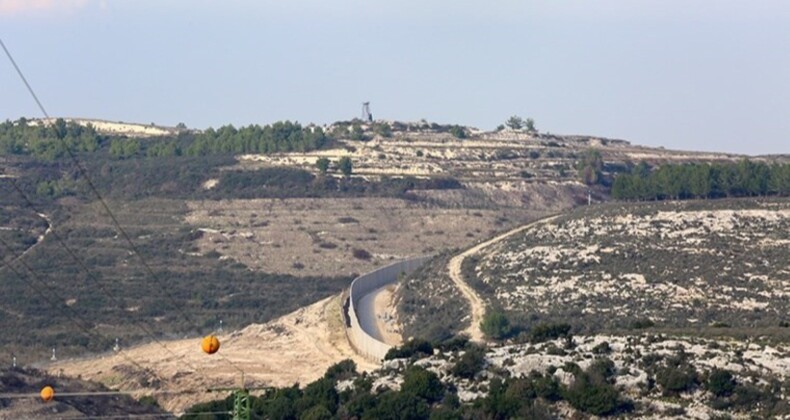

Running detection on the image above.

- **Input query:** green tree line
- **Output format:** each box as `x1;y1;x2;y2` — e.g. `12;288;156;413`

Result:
1;119;328;160
183;121;327;156
0;118;102;160
612;160;790;201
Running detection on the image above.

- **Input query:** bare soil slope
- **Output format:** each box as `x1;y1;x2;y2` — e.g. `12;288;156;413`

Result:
49;295;376;413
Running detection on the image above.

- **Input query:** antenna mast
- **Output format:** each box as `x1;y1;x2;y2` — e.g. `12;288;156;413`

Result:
361;102;372;122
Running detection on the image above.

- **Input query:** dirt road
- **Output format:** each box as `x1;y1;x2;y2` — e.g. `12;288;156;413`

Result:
448;215;559;342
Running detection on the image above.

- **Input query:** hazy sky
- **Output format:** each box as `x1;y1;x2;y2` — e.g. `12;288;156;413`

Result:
1;1;789;155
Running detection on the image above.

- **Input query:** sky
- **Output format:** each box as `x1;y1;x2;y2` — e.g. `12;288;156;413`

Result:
1;0;789;155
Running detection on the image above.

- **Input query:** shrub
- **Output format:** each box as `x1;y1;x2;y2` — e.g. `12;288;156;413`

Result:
297;377;339;416
630;318;655;329
301;405;333;420
374;123;392;138
730;383;777;411
480;309;511;340
592;342;612;355
349;124;366;141
564;374;621;416
656;364;698;396
707;369;736;397
352;248;372;260
315;157;330;174
529;323;571;343
363;391;429;420
323;359;357;383
451;345;486;379
564;359;625;416
401;366;445;403
337;156;353;176
434;335;470;352
449;125;466;139
384;339;433;360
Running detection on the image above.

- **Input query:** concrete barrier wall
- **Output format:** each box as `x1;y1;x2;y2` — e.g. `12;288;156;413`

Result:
346;256;431;362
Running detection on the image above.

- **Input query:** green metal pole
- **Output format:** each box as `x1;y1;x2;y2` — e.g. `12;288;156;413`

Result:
233;389;251;420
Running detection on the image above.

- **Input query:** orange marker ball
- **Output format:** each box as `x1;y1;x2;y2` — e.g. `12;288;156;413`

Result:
40;386;54;402
201;335;220;355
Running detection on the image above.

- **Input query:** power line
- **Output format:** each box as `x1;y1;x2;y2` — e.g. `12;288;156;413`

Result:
5;180;211;378
1;36;244;377
0;238;166;385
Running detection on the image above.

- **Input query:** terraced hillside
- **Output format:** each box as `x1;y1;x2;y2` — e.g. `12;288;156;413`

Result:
398;198;790;340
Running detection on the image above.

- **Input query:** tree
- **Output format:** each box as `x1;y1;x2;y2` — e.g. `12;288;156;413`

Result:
525;118;536;132
564;358;624;416
707;369;736;397
384;339;434;360
577;149;604;186
449;125;466;139
350;124;366;141
363;391;430;420
374;123;392;138
338;156;353;177
480;309;511;339
656;356;698;396
529;322;572;343
315;157;330;174
401;366;445;403
689;164;712;198
109;138;140;159
505;116;524;130
451;345;486;379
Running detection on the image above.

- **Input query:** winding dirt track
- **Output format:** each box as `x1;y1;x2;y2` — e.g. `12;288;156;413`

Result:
448;215;559;342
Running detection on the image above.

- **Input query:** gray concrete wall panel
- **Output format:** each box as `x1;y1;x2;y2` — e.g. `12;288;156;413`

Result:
346;256;430;362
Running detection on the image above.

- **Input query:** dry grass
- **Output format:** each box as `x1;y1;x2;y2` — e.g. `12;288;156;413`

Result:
184;197;540;277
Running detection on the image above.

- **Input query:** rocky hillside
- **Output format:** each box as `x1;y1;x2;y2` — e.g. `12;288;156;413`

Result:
398;198;790;341
362;333;789;418
237;120;782;209
474;198;789;334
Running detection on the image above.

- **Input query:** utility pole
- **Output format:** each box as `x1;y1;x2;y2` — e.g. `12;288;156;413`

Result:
208;373;271;420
